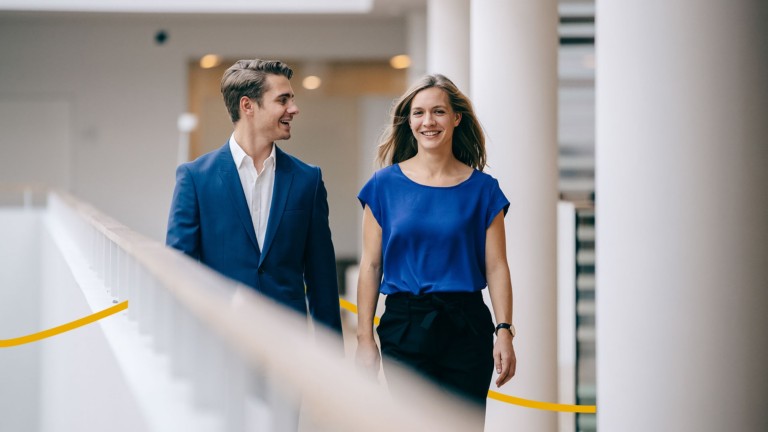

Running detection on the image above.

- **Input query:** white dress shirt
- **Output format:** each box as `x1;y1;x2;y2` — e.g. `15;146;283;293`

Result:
229;135;276;249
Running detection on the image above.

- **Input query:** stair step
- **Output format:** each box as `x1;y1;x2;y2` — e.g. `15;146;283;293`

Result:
576;299;595;315
577;413;597;431
577;326;596;343
577;274;595;291
576;250;595;265
576;226;595;240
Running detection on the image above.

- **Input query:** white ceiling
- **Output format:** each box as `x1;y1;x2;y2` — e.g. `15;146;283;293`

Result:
0;0;425;16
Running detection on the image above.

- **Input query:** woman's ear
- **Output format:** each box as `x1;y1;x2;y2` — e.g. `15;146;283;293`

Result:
454;113;462;126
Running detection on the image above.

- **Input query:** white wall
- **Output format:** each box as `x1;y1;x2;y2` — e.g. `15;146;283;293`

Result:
0;209;148;432
354;96;393;257
0;101;71;189
0;210;42;432
287;93;361;258
0;13;406;249
38;222;150;432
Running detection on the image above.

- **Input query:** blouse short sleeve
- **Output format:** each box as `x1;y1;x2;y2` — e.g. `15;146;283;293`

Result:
485;178;510;228
357;172;382;224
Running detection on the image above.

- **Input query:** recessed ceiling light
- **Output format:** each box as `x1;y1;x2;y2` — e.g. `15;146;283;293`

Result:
200;54;222;69
303;75;322;90
389;54;411;69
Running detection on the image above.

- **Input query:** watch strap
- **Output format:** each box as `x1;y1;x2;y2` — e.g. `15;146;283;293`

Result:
495;322;515;337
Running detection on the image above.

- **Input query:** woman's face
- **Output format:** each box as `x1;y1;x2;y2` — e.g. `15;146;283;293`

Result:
408;87;461;153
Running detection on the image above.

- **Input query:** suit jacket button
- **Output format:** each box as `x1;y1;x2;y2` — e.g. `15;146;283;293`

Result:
258;268;265;274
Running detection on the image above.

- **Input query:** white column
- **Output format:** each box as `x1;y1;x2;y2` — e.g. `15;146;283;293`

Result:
471;1;559;431
427;0;470;92
596;1;768;431
406;10;427;85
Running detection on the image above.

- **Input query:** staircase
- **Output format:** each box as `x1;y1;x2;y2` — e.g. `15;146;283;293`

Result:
575;209;596;431
559;1;596;430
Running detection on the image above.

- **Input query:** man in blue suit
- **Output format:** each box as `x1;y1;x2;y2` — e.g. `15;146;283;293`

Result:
166;59;342;334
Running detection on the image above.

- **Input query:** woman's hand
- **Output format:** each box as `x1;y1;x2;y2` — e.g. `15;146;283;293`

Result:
355;337;382;378
493;330;516;387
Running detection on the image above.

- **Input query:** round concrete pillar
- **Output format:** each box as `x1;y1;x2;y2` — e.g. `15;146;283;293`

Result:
596;1;768;430
471;0;560;430
427;0;470;91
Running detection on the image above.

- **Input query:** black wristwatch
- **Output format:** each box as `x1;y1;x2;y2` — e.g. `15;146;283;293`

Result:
495;322;516;337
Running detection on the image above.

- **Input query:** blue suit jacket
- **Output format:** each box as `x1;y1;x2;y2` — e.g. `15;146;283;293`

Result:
166;143;342;333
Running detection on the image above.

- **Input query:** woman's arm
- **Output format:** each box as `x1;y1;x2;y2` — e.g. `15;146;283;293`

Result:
486;211;517;387
355;205;383;376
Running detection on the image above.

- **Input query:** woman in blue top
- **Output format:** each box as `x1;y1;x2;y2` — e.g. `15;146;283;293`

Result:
356;74;516;419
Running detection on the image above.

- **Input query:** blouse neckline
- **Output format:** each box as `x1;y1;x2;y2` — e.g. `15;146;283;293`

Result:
394;163;478;189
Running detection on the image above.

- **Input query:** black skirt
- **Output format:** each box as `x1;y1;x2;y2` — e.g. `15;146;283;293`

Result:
377;291;495;407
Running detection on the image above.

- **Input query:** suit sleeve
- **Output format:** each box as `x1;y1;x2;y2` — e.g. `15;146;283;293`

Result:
166;164;201;260
303;167;343;334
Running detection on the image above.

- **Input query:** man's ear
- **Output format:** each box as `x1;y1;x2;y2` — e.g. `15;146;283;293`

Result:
239;96;253;116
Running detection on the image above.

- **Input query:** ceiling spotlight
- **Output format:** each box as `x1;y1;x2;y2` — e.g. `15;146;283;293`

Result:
200;54;223;69
389;54;411;69
303;76;322;90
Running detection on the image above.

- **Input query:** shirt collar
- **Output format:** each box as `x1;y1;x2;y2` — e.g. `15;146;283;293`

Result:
264;144;277;170
229;134;248;169
229;134;277;171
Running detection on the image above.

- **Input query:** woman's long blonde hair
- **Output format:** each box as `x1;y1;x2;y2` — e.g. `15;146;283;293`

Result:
376;74;487;170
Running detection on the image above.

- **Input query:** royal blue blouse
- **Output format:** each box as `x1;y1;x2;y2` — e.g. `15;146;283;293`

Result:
357;164;509;295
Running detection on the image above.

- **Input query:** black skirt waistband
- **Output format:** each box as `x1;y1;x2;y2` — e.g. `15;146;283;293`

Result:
384;291;485;334
385;291;483;312
386;290;482;304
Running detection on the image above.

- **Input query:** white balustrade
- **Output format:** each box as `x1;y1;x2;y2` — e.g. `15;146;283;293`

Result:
40;191;481;432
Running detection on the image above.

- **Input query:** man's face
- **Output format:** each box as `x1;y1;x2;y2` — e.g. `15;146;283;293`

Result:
252;74;299;142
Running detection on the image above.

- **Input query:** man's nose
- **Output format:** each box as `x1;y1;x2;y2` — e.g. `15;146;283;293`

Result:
288;101;299;115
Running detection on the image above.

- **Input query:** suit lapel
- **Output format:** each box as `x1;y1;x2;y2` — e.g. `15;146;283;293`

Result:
216;144;260;252
259;146;294;265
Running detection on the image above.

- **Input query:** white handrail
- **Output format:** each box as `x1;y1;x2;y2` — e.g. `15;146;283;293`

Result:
46;191;482;432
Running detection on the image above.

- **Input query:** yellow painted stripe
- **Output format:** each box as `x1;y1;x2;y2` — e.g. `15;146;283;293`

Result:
0;301;128;348
339;297;358;314
488;390;596;413
339;297;380;326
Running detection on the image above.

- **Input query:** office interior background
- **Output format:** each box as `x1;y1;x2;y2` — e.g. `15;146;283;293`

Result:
1;0;766;431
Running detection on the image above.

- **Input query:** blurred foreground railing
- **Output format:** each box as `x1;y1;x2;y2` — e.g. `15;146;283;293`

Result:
45;191;481;432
